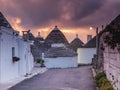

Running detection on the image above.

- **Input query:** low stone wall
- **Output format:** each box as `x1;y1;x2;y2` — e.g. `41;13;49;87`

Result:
44;57;77;68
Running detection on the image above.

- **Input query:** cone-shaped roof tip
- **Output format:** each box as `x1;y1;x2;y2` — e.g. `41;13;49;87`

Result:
0;12;12;28
37;32;42;38
53;25;59;31
76;34;78;38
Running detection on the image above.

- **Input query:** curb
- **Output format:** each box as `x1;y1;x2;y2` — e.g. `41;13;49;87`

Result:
91;68;96;77
1;67;47;90
26;68;47;79
91;68;99;90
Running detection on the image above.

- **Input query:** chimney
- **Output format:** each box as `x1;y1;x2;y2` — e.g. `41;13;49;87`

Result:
37;32;41;38
22;30;30;41
76;34;78;38
87;35;92;42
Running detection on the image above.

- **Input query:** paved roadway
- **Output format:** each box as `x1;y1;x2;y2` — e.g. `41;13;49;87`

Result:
9;66;96;90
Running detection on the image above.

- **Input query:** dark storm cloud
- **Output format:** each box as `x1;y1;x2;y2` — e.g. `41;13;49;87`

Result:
84;0;120;27
12;0;62;26
61;0;104;21
0;0;120;29
0;0;104;28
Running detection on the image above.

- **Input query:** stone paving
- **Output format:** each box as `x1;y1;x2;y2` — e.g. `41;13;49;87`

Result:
9;66;96;90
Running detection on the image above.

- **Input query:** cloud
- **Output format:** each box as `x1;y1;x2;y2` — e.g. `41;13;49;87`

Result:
1;0;120;43
0;0;107;29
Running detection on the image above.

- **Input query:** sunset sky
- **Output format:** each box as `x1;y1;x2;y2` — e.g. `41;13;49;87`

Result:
0;0;120;43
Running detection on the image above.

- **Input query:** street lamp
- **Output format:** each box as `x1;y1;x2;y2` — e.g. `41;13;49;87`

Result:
96;27;99;69
90;26;99;69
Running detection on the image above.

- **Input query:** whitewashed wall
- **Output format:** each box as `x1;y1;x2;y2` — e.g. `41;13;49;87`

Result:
44;57;77;68
0;27;19;83
77;48;96;64
18;39;34;76
0;27;34;83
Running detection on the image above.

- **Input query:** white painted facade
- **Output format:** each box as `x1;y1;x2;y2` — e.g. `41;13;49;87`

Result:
0;27;19;83
45;57;77;68
77;48;96;64
0;27;34;83
18;38;34;76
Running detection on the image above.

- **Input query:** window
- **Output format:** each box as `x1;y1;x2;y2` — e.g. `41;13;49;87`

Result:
12;47;15;57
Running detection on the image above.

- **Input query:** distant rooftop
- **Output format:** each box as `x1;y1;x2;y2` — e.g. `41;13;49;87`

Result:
84;36;96;48
53;26;59;31
0;12;12;28
45;26;69;48
36;32;42;38
70;34;84;51
36;32;44;41
44;47;77;58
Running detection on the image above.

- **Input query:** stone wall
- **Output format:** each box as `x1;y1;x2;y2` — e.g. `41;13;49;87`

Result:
103;46;120;90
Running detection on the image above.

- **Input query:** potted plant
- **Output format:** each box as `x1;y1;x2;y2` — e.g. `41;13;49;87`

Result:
36;58;45;67
13;56;20;62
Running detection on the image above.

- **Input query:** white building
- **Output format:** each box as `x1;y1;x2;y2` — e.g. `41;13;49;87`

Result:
77;36;96;64
77;48;96;64
0;12;34;83
44;26;77;68
44;43;77;68
18;37;34;76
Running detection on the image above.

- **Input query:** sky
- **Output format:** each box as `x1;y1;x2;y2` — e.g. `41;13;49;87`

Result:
0;0;120;43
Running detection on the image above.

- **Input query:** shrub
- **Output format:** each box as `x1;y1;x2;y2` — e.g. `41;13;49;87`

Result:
100;81;114;90
95;72;106;81
96;77;106;87
36;58;44;64
95;72;114;90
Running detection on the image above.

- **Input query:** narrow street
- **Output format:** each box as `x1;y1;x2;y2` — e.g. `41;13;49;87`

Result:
9;66;96;90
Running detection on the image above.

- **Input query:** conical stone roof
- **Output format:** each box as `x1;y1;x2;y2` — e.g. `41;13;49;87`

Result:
36;32;44;41
84;36;96;48
0;12;12;28
70;34;84;51
45;26;69;48
44;47;77;58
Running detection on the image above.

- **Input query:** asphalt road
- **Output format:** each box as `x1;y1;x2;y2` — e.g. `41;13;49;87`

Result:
9;66;96;90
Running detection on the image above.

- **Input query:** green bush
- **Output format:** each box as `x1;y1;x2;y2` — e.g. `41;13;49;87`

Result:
97;77;106;87
36;58;44;64
100;81;114;90
95;72;114;90
95;72;106;81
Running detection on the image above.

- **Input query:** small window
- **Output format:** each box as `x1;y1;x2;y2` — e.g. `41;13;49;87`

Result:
12;47;15;57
